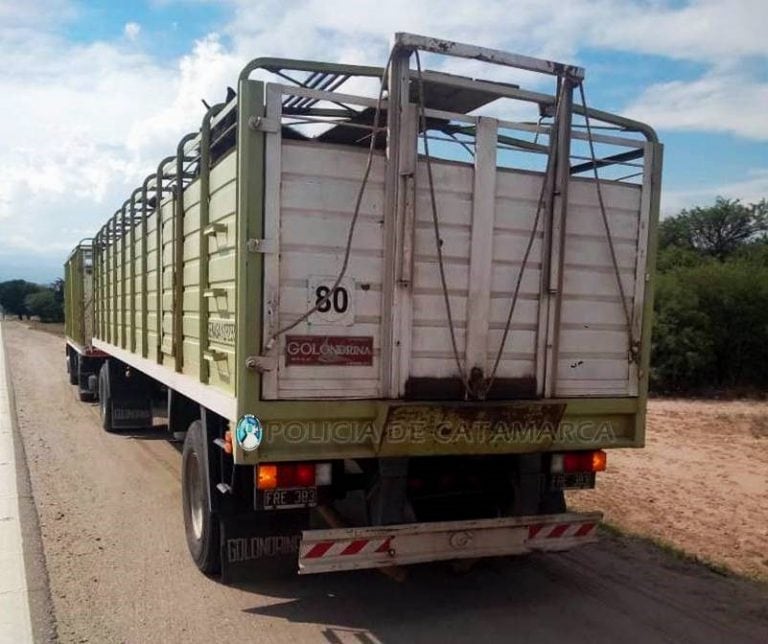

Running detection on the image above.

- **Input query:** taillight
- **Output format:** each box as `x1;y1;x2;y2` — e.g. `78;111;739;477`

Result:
290;463;315;487
255;462;332;489
551;450;607;474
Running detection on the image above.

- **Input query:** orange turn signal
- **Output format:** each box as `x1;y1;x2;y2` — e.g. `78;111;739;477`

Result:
591;450;607;472
257;464;278;489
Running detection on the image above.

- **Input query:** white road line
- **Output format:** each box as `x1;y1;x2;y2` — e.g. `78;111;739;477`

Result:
0;323;34;643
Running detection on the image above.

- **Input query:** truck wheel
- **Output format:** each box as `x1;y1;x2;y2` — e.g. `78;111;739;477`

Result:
182;420;221;574
68;351;79;385
77;362;96;402
98;364;114;432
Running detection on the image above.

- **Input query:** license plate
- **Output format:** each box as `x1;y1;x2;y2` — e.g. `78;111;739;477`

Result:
550;472;596;490
258;487;317;510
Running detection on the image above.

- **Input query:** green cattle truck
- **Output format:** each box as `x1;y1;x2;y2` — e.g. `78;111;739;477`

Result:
63;33;662;580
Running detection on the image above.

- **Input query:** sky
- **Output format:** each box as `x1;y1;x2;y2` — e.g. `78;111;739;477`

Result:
0;0;766;282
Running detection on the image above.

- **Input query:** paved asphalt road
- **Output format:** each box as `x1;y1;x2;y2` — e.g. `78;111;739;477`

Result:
4;321;768;643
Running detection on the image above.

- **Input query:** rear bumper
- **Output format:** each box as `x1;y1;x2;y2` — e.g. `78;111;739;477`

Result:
299;511;602;574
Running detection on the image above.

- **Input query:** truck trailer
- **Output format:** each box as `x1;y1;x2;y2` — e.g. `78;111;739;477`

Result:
64;33;662;579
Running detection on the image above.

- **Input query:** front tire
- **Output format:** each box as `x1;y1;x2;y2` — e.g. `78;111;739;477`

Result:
182;420;220;574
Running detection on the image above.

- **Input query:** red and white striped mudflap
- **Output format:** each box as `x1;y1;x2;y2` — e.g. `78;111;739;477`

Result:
298;511;603;575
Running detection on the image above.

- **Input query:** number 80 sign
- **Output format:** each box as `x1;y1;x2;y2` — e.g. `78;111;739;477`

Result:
307;276;355;326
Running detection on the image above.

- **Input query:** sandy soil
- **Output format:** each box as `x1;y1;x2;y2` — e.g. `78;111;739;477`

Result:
4;321;768;643
570;399;768;581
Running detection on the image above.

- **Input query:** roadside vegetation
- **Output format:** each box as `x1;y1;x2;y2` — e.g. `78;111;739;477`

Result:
652;197;768;395
0;278;64;322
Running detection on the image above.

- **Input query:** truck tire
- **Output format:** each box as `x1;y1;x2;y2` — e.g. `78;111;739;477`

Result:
182;420;221;574
98;363;114;432
68;351;78;385
77;361;96;402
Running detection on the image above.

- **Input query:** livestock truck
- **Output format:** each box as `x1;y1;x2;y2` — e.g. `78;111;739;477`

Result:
64;33;662;580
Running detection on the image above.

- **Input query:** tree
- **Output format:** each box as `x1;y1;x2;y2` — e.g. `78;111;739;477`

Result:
0;280;40;319
24;289;63;323
658;197;768;260
651;196;768;395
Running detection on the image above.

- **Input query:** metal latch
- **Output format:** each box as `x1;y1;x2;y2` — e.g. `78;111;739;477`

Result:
203;222;227;237
245;355;276;373
246;238;276;254
248;116;280;133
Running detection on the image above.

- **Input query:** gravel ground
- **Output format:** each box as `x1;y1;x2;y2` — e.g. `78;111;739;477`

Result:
5;321;768;643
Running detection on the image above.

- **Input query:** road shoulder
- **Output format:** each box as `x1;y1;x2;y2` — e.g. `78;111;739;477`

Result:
0;321;57;642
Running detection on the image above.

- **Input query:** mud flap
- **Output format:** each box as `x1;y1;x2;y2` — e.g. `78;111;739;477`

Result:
219;510;309;583
110;398;152;430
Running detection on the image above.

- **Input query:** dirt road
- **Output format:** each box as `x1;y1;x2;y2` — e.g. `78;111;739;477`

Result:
5;321;768;643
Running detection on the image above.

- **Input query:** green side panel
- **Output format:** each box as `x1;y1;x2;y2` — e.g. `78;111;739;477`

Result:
204;151;238;395
234;80;265;424
64;247;93;348
181;178;202;378
160;199;176;370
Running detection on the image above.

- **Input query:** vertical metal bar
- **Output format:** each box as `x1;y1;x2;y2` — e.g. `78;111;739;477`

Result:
198;108;218;383
64;261;71;339
174;149;183;370
465;117;498;377
120;204;128;349
99;230;105;341
140;178;150;358
542;78;575;398
174;133;197;373
154;156;174;364
92;233;99;341
260;85;283;399
634;141;663;446
392;101;418;398
381;46;409;398
129;194;137;354
155;163;165;363
234;78;265;441
106;226;112;345
111;214;118;346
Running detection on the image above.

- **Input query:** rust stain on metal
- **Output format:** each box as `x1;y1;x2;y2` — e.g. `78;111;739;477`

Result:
404;376;536;400
380;402;567;449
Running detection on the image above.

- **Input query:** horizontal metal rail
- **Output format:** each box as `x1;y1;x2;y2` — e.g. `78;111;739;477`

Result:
299;511;602;574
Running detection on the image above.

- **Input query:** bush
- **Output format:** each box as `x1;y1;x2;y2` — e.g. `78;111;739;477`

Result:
651;259;768;394
24;289;63;323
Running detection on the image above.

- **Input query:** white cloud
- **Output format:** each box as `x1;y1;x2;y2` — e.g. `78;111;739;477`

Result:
586;0;768;62
624;69;768;140
123;22;141;41
0;11;236;262
662;168;768;215
0;0;767;279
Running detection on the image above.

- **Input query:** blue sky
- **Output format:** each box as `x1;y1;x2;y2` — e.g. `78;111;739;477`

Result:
0;0;766;283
